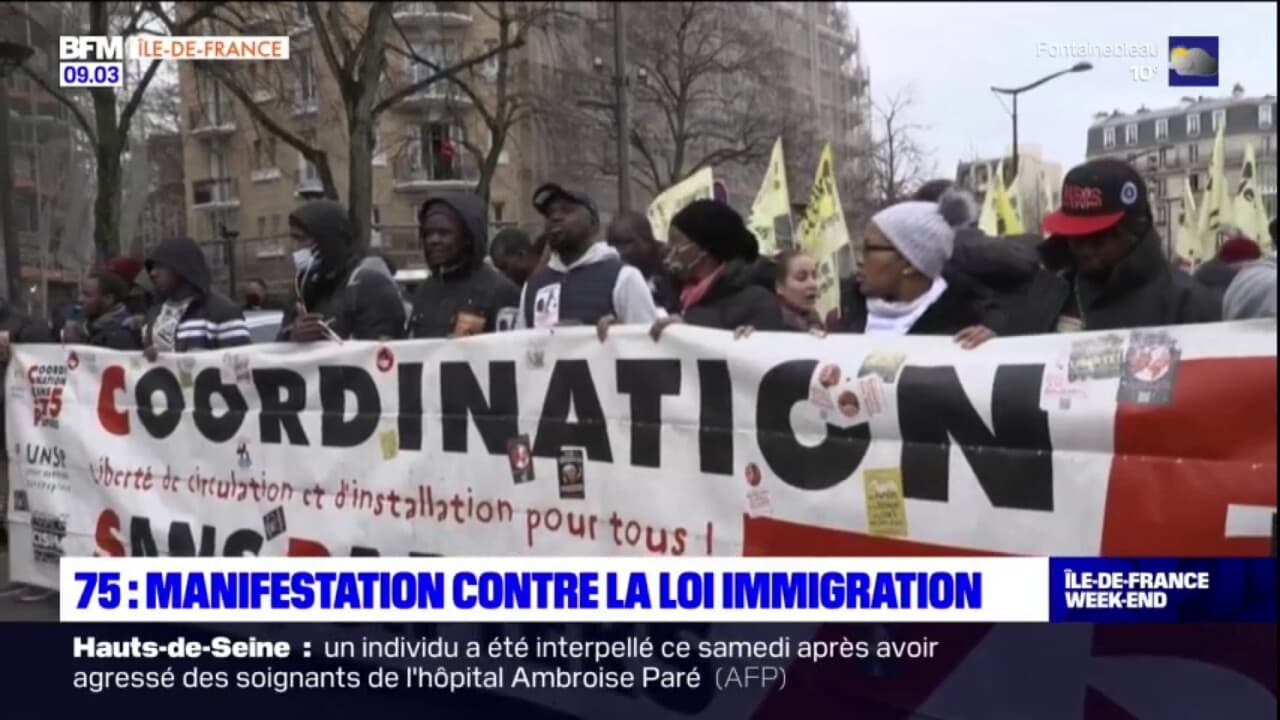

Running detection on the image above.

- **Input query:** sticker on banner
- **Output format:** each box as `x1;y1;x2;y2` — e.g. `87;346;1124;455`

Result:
858;352;907;384
67;351;79;370
177;357;196;388
30;511;66;564
376;346;395;373
1041;351;1089;411
558;446;585;499
864;468;908;537
809;363;880;427
744;463;772;515
507;435;535;484
221;353;237;385
379;430;399;460
235;438;252;469
13;489;29;513
1118;330;1181;405
533;284;562;329
234;355;251;384
1069;334;1125;381
262;506;287;540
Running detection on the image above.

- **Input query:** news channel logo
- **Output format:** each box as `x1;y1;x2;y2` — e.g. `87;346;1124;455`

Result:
1168;36;1218;87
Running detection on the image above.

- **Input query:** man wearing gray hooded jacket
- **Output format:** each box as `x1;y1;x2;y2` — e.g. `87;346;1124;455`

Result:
280;199;406;342
409;192;521;337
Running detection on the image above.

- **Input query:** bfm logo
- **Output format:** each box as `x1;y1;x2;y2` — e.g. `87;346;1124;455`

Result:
59;36;126;61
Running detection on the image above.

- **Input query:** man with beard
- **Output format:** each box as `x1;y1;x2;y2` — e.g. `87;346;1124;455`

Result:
409;193;521;337
65;270;142;350
1035;159;1221;331
142;237;251;354
517;184;659;332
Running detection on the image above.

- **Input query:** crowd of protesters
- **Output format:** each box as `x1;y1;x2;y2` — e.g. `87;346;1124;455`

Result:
1;156;1277;602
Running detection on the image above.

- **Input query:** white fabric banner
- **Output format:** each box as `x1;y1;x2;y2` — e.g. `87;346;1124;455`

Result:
5;322;1277;590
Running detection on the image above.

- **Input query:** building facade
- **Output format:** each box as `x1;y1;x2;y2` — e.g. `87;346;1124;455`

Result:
955;144;1063;235
1085;87;1277;256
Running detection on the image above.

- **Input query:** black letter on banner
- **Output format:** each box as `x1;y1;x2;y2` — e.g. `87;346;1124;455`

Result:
320;366;380;448
253;369;309;446
168;522;217;557
697;360;733;475
223;530;264;556
193;369;248;443
398;363;424;451
440;361;518;454
757;360;868;490
135;368;183;439
129;516;159;556
897;364;1053;511
617;359;681;468
532;360;612;461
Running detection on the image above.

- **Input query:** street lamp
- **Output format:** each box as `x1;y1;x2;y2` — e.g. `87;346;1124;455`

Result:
588;5;646;215
991;61;1092;183
0;40;36;304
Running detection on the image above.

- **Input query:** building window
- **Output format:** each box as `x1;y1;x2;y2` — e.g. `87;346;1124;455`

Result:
1155;118;1169;140
1157;205;1166;225
257;216;266;237
1189;173;1200;192
271;214;281;235
296;53;317;103
1188;142;1200;164
372;205;381;226
1159;146;1170;167
1147;154;1158;170
493;201;505;222
252;137;277;169
1187;113;1201;136
1261;103;1274;129
1124;124;1138;146
1103;127;1116;149
1264;136;1274;156
1211;108;1226;132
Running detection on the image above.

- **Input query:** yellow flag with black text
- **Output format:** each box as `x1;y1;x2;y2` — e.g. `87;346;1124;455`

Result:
1232;142;1272;251
797;143;851;319
1196;123;1231;254
978;162;1000;236
995;168;1024;235
647;167;715;243
749;138;793;256
1177;177;1202;264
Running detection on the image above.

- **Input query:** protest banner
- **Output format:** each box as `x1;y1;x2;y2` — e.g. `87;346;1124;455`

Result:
646;167;715;243
796;143;852;319
749;138;794;256
5;321;1275;591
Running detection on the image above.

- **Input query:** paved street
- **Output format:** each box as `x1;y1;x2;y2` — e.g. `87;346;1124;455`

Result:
0;548;59;621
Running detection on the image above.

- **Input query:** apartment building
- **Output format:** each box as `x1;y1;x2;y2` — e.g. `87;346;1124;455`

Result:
955;144;1064;234
178;1;871;291
1085;86;1277;256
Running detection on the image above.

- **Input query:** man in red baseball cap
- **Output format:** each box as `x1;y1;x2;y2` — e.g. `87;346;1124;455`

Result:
1034;158;1221;331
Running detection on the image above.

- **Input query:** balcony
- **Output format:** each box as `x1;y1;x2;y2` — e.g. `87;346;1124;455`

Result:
294;168;324;197
392;154;477;192
396;81;473;113
188;105;236;137
191;177;240;209
393;1;472;29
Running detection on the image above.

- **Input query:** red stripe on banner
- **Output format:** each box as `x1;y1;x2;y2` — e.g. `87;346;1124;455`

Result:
1102;357;1278;556
741;516;1008;557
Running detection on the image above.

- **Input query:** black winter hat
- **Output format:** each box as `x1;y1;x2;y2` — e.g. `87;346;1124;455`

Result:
670;199;759;263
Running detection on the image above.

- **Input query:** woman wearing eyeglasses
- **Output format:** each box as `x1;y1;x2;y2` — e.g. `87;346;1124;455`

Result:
831;195;996;348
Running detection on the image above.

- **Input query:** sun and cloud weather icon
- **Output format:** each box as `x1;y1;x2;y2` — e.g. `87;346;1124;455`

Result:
1168;36;1219;86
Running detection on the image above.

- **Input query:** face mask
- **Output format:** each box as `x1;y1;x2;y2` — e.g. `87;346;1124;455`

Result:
293;247;316;274
664;245;706;280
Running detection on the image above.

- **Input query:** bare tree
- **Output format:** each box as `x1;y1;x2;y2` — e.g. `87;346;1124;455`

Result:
191;1;526;250
870;86;935;207
550;2;788;195
12;1;222;259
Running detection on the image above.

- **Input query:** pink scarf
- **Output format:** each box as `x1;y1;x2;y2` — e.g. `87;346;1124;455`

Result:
679;264;724;313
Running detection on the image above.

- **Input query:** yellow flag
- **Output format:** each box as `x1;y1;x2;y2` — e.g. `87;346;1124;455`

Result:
647;167;715;243
796;143;851;319
1231;143;1272;251
978;162;1000;236
995;168;1024;235
1176;177;1202;264
749;138;793;256
1196;123;1231;255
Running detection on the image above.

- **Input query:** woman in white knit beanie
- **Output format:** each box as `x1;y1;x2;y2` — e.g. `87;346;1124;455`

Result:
835;196;995;347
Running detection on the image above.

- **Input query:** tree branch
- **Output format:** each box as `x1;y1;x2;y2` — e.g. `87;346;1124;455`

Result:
373;37;523;115
308;2;352;99
18;67;97;144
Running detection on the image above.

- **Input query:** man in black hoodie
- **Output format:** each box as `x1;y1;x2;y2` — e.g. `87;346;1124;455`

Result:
143;237;251;353
409;193;520;337
1036;159;1220;331
281;199;406;342
66;271;142;350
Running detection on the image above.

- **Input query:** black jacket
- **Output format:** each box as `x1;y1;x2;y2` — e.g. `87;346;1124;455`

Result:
1192;258;1241;293
835;277;983;335
1;301;54;463
280;200;407;341
1026;229;1223;333
408;193;520;338
682;259;785;331
84;304;142;350
143;238;251;352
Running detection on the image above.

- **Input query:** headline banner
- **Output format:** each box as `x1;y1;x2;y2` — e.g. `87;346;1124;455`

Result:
6;322;1277;589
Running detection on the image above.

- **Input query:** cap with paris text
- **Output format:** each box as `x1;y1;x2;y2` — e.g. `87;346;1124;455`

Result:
1042;158;1150;237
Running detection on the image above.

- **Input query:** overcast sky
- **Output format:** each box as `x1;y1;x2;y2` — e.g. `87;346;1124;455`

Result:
849;2;1279;177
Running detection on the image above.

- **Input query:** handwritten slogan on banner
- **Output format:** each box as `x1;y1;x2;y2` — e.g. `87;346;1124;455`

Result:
5;322;1277;589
